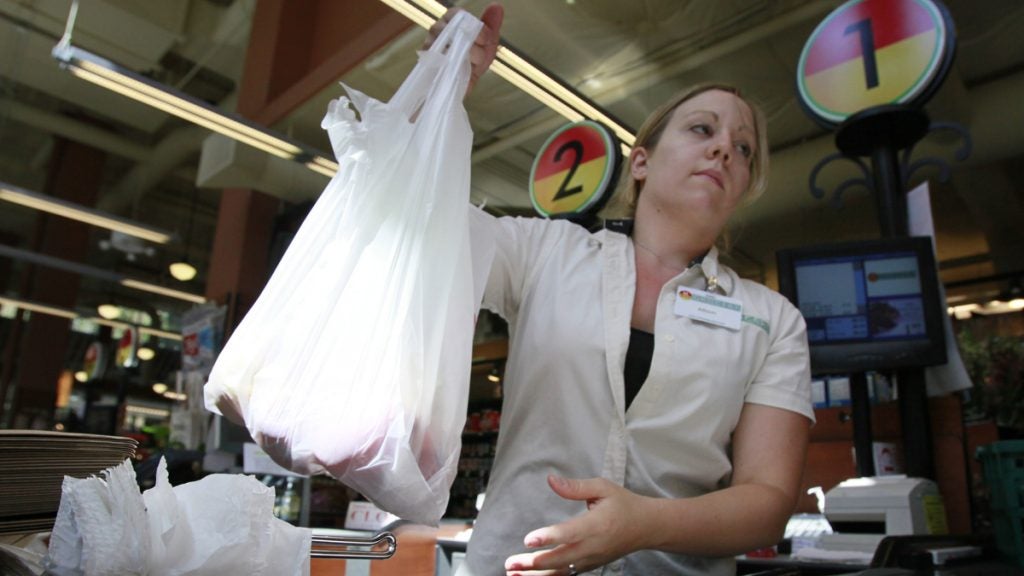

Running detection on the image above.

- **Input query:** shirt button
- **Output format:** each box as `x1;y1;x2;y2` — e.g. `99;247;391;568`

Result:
665;334;675;342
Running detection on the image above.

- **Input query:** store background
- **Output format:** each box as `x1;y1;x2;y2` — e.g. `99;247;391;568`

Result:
0;0;1022;539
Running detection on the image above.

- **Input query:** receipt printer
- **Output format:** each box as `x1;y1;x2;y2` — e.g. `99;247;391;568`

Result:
818;476;949;555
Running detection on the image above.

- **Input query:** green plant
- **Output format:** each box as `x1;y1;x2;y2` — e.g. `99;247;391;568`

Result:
959;331;1024;434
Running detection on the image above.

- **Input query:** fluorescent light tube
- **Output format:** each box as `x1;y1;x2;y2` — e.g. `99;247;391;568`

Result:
0;296;78;320
53;44;336;174
306;156;340;178
385;0;636;146
0;182;174;244
120;279;207;304
0;244;206;306
0;295;183;342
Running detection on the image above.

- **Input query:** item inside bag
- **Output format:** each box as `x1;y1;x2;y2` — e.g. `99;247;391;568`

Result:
203;11;489;526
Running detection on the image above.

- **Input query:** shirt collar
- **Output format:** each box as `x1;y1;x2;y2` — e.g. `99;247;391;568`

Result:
606;219;732;293
695;245;733;295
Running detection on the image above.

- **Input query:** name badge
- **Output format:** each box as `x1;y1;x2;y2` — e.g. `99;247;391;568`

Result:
674;286;743;330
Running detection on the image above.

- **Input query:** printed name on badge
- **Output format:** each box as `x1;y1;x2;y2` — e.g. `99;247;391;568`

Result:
674;286;743;330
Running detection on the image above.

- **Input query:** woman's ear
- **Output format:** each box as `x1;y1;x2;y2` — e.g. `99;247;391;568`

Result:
629;146;649;181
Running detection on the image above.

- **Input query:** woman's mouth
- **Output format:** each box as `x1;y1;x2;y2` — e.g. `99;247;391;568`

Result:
695;169;723;189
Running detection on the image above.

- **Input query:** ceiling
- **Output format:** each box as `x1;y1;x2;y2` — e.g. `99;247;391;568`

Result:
2;0;1024;339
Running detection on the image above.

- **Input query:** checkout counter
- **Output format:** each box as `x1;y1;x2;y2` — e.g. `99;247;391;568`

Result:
737;476;1021;575
815;476;947;556
435;477;1020;576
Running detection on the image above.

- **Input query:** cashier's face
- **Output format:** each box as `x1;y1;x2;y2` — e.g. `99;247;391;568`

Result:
630;90;756;230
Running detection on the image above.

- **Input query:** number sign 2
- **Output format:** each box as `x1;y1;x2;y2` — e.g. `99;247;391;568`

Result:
796;0;954;126
529;121;621;217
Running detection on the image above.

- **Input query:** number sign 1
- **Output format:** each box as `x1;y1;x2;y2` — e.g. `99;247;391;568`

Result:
529;121;621;217
796;0;954;126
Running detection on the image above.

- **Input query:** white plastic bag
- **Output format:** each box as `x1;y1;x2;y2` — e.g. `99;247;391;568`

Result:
45;460;149;576
44;458;311;576
143;459;310;575
205;11;486;526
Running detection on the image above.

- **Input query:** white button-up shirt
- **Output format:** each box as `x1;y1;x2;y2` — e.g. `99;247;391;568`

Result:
460;208;813;576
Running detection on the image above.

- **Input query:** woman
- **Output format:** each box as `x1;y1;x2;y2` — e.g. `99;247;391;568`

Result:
431;6;814;575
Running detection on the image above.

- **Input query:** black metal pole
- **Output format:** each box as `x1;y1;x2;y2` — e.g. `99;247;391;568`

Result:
870;144;908;237
850;371;876;477
836;105;935;480
870;141;934;479
898;368;935;478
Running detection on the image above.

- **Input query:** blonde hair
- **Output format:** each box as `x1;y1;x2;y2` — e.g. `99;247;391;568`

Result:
602;83;770;219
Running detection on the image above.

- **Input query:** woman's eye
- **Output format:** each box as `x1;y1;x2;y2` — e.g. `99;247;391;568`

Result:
691;124;711;135
736;143;753;158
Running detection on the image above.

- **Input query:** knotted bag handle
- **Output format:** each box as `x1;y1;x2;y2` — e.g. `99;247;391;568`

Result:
389;10;482;120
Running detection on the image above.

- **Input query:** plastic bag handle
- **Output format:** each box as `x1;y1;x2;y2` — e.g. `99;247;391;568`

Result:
390;10;482;117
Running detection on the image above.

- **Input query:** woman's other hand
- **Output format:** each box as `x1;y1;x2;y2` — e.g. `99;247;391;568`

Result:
503;475;655;575
424;3;504;94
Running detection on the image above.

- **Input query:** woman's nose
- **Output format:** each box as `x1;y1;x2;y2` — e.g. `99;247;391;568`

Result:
709;138;731;163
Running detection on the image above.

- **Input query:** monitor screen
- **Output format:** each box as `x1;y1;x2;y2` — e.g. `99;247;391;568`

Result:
776;236;947;375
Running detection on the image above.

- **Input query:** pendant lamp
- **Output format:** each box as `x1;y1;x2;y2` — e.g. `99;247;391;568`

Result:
169;188;198;282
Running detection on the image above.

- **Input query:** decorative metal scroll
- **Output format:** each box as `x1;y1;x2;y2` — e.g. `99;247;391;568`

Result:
809;152;873;209
900;121;972;184
808;120;972;209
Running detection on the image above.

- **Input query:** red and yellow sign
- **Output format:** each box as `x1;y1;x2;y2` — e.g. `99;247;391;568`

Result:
116;326;139;369
529;121;621;217
83;341;106;382
797;0;954;126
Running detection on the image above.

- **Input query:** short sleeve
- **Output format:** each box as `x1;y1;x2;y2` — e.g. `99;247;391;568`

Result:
468;206;571;327
744;298;816;424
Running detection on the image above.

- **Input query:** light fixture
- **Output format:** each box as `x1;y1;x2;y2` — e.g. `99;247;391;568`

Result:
949;300;1024;318
169;261;197;282
0;296;78;320
52;1;337;177
120;279;206;304
152;382;168;394
74;371;89;383
0;296;182;343
126;404;170;418
0;182;174;244
170;187;200;282
0;244;206;305
97;303;121;319
137;346;156;361
54;47;299;160
377;0;636;154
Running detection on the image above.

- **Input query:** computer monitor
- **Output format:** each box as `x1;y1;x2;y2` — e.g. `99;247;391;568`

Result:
776;236;947;375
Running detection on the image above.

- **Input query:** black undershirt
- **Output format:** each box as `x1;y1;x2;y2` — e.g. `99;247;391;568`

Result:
609;218;705;411
623;328;655;410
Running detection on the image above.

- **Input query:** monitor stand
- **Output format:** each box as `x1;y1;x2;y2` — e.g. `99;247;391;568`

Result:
850;369;935;481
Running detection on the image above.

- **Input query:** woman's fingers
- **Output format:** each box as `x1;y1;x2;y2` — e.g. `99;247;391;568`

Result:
424;6;460;50
468;3;504;90
505;548;586;576
420;4;504;93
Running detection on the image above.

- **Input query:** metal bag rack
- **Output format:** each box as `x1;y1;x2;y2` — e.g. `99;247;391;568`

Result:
311;531;397;560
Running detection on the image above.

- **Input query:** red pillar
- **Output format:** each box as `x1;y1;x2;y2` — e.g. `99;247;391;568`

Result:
206;0;411;331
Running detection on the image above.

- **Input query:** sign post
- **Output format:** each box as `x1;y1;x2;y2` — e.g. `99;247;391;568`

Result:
796;0;956;480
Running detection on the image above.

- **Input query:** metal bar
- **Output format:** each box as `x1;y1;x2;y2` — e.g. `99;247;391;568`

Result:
850;372;876;478
310;532;397;560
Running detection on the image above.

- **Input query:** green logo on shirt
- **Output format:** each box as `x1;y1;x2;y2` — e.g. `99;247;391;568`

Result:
742;315;770;335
